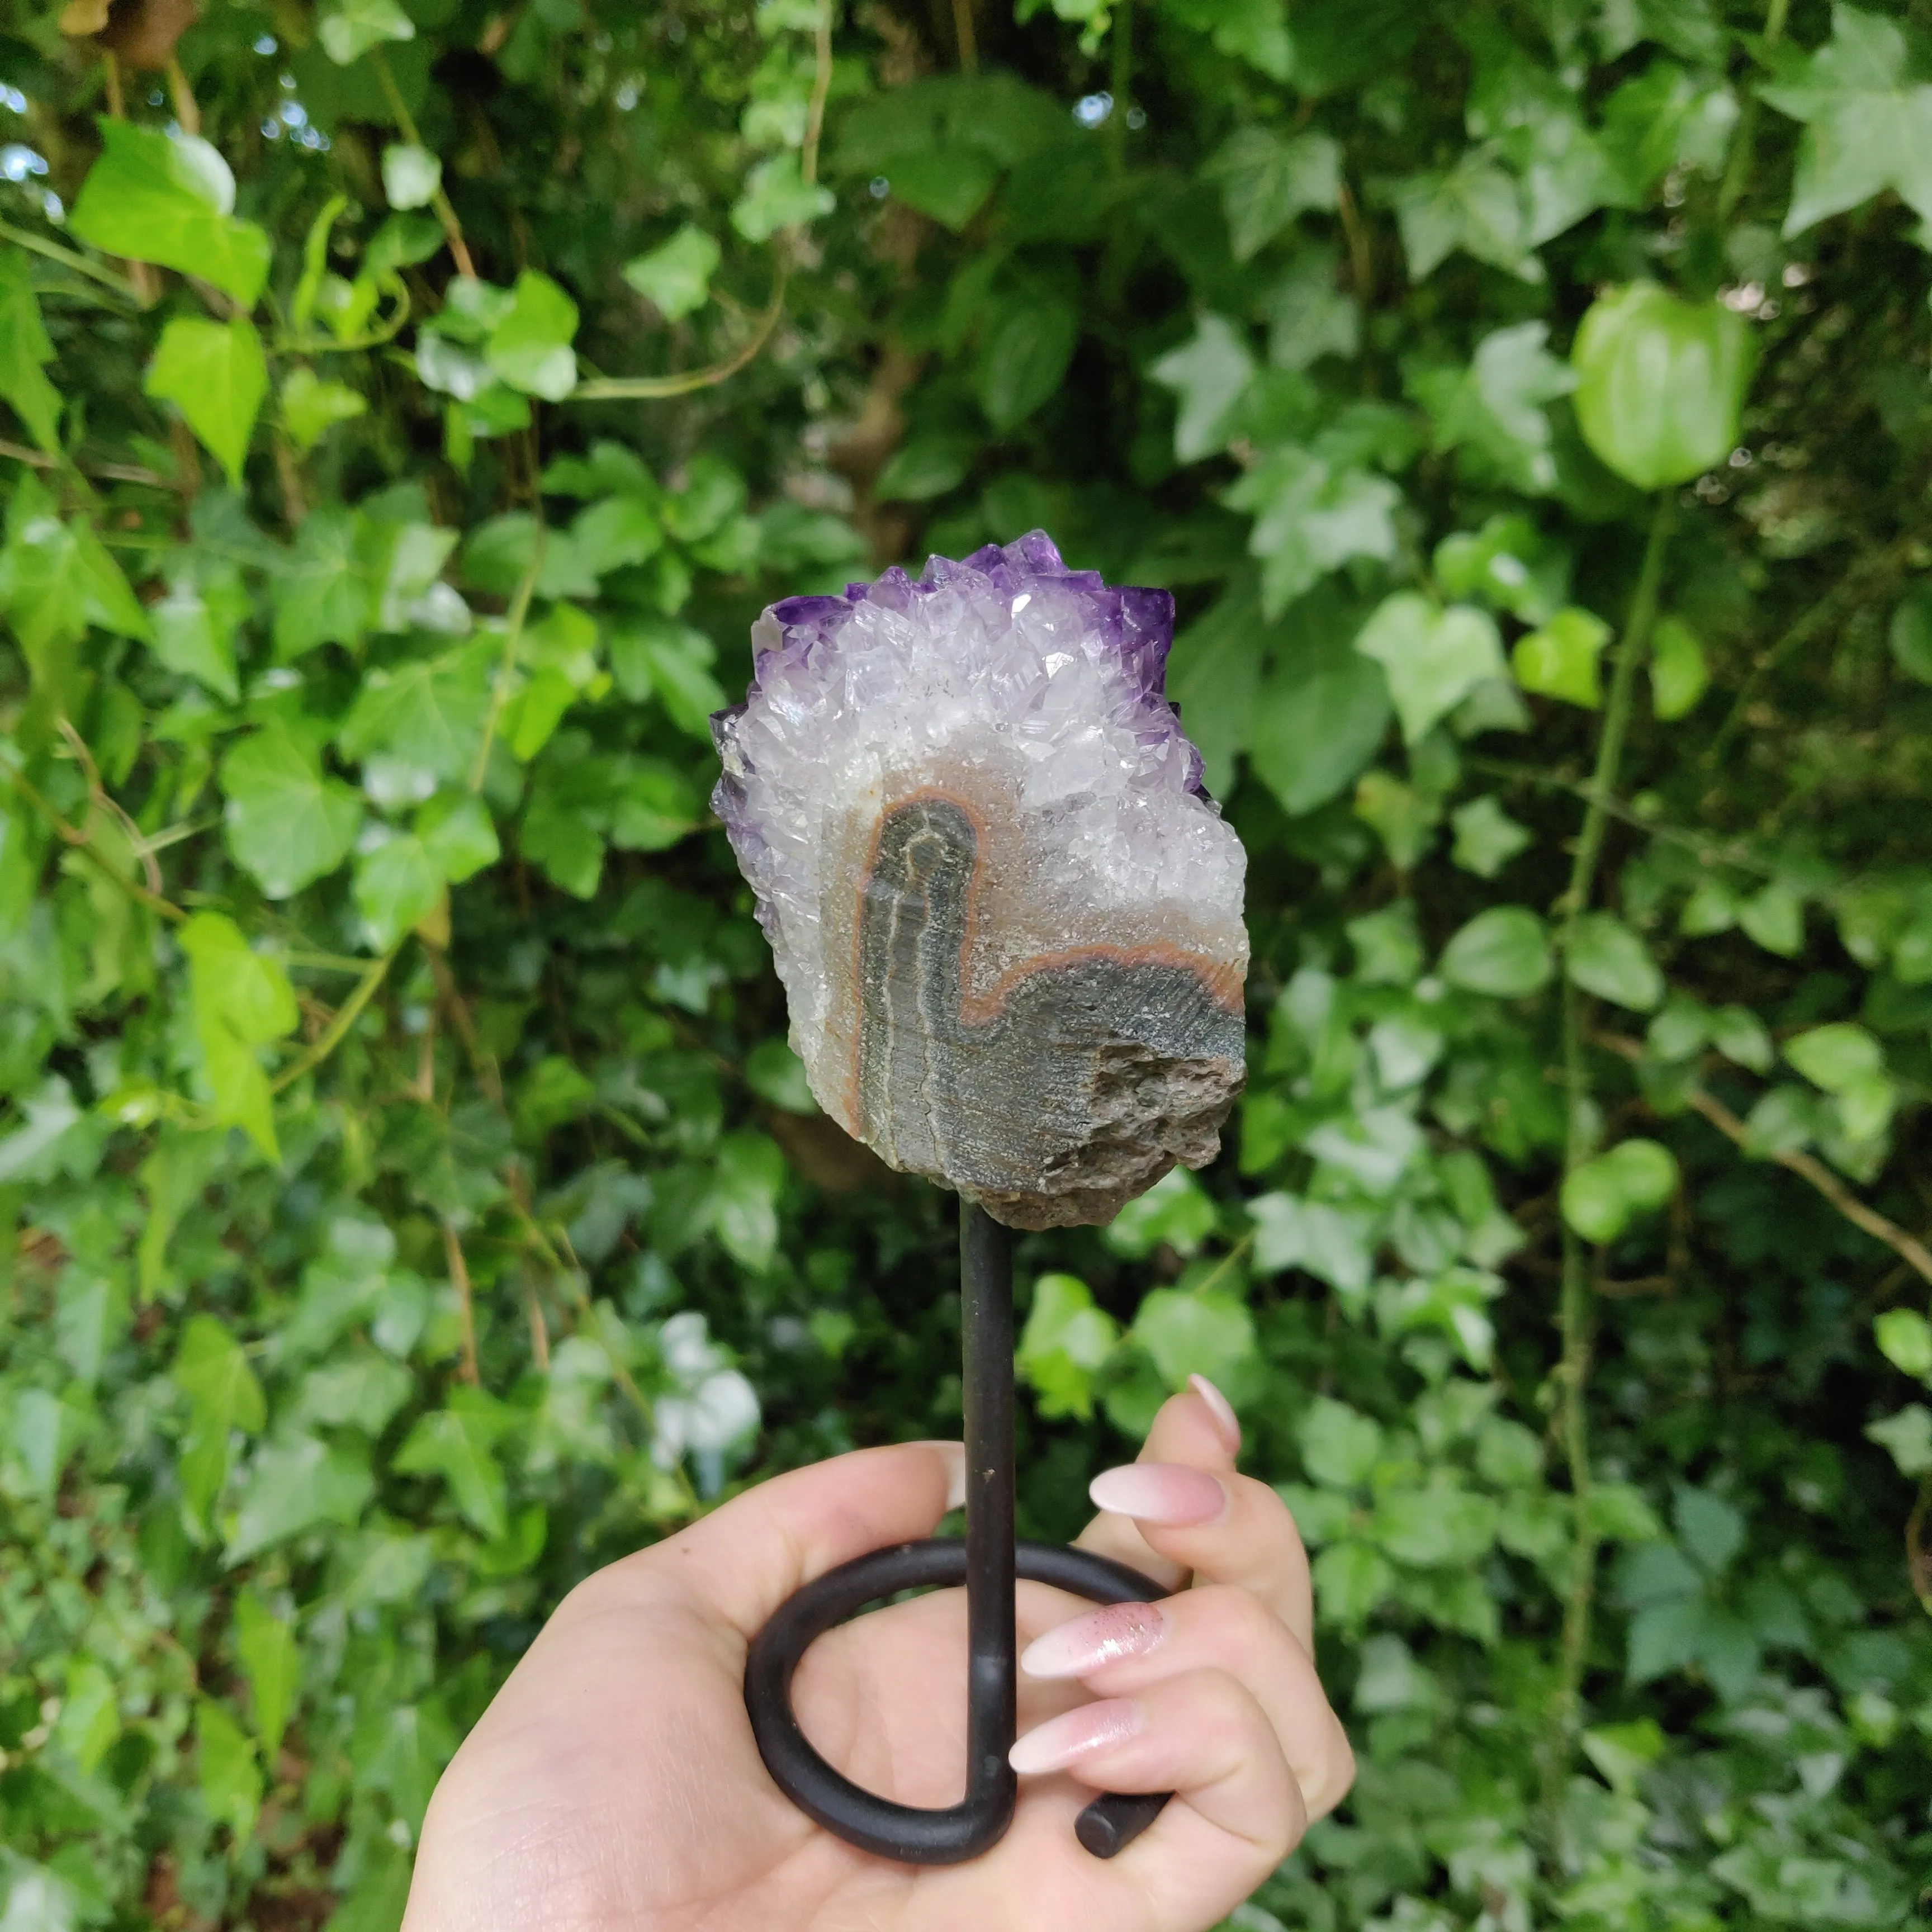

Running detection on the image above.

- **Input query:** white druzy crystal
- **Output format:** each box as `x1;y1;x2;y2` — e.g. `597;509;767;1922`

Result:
712;532;1249;1227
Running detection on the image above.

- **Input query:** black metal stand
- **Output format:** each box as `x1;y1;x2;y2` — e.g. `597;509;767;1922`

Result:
744;1202;1173;1864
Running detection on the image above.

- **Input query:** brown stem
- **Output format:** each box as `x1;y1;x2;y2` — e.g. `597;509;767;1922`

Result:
569;0;828;405
1908;1479;1932;1617
4;760;187;922
522;1267;551;1371
1336;178;1375;392
272;434;307;527
1594;1032;1932;1287
443;1220;481;1385
802;0;834;187
425;942;503;1104
951;0;977;72
0;438;164;485
471;519;545;789
164;55;198;136
370;48;476;279
58;716;162;894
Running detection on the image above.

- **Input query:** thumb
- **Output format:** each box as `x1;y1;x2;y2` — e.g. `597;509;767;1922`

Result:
660;1439;965;1638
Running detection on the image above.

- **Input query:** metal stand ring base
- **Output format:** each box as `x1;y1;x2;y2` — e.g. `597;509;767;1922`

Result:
745;1535;1175;1865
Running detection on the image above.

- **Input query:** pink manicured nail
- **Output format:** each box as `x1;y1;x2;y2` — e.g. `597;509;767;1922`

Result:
1008;1697;1145;1775
1189;1373;1242;1455
1022;1601;1168;1679
1089;1462;1228;1526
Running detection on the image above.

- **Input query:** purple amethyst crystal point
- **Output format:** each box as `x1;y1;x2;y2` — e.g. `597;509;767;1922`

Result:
711;532;1248;1230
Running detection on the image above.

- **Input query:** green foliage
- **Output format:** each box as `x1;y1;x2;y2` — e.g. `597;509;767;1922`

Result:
4;2;1932;1929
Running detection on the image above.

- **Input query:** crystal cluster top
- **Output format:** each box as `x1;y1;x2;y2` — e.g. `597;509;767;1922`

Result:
712;532;1248;1229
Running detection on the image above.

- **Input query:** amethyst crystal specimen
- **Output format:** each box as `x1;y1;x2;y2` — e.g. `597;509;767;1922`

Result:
712;532;1247;1229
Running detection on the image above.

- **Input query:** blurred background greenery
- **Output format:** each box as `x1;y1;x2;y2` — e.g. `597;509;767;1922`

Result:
4;0;1932;1925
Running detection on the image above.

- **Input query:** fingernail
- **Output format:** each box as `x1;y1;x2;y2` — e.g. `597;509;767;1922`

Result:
1008;1697;1145;1775
1189;1373;1242;1456
1021;1601;1168;1679
937;1443;968;1514
1089;1462;1228;1526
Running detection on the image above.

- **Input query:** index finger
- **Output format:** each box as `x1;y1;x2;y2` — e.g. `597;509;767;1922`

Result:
576;1439;967;1640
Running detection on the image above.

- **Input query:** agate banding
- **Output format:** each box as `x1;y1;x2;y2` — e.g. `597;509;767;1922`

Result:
712;532;1248;1229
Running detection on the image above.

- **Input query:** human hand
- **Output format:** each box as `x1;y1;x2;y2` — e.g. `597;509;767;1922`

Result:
401;1380;1352;1932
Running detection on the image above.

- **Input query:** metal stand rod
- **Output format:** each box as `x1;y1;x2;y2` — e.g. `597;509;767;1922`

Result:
960;1201;1019;1831
744;1201;1173;1865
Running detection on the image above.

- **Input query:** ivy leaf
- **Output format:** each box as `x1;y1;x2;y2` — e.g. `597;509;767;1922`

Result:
1159;0;1292;79
977;290;1079;432
1354;593;1505;744
1149;314;1256;462
1571;282;1754;490
1298;1396;1384;1488
179;911;299;1161
1602;60;1739;193
272;505;376;659
0;251;62;453
172;1313;267;1435
711;1130;785;1272
353;830;444;949
418;792;499;883
730;153;835;242
1508;102;1631;247
1784;1021;1883;1091
1867;1404;1932;1476
1249;621;1392;816
888;148;1001;229
610;760;703;852
1384;155;1539;283
1649;615;1708;718
394;1388;515;1539
1016;1272;1120;1421
1131;1287;1257;1393
1263;247;1360;372
1440;905;1554;997
486;271;580;402
280;368;367;453
233;1589;301;1763
318;0;415;63
68;120;271;307
1737;880;1805;956
0;480;151;666
1760;4;1932;235
1513;607;1611;708
571;495;663;576
622;226;721;320
1874;1308;1932;1382
381;143;442;211
145;316;267;487
338;639;495;788
609;617;728;738
1206;127;1341;260
1105;1167;1216;1259
220;722;363;898
1409;320;1575;495
1566;911;1664;1010
226;1432;375;1561
1561;1138;1678;1243
1451;795;1532;877
1227;449;1400;615
196;1698;263;1840
150;555;247;699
